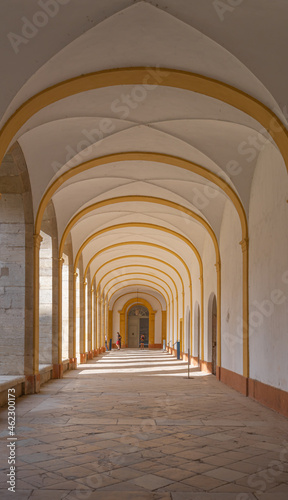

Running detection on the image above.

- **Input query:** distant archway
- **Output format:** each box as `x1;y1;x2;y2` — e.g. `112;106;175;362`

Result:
118;297;157;347
128;305;149;348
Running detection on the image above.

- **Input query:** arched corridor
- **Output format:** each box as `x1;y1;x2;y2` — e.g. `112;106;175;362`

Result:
0;0;288;497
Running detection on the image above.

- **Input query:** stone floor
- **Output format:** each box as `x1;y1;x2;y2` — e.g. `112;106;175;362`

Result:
0;349;288;500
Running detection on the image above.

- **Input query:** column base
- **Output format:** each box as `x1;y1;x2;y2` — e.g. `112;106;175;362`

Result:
88;351;93;360
69;358;77;370
200;360;212;374
25;374;40;394
93;349;98;357
216;365;221;380
52;363;63;379
80;353;87;364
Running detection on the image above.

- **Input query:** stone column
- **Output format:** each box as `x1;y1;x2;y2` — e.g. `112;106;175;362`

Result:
215;260;221;380
200;274;204;362
80;279;87;363
149;311;156;346
241;237;249;382
97;293;101;352
71;272;78;369
162;310;167;343
53;257;64;379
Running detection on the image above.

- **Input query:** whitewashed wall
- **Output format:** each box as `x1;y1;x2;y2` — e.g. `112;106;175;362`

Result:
249;143;288;391
219;199;243;375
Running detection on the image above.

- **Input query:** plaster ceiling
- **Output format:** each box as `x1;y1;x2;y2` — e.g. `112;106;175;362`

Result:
1;0;287;307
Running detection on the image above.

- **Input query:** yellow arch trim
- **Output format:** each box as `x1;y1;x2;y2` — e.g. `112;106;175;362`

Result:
89;254;184;293
80;241;191;289
73;240;192;359
2;67;287;174
110;289;165;311
91;256;183;292
95;259;183;343
71;222;203;272
107;280;170;309
60;196;215;263
36;152;247;241
103;271;174;303
73;221;202;362
94;259;182;317
104;274;174;345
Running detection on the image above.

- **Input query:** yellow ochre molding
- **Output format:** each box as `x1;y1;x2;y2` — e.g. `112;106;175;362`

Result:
2;67;287;174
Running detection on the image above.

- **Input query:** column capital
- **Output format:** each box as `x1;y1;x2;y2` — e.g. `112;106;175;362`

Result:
83;279;87;286
91;287;94;293
240;237;249;253
58;257;64;265
73;272;78;278
199;274;203;282
33;233;43;249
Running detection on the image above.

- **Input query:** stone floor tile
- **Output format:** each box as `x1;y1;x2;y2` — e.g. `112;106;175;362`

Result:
57;465;92;479
204;466;247;482
76;472;122;489
212;482;257;492
157;481;199;492
0;490;32;500
171;492;257;499
178;462;216;474
109;466;146;480
97;479;150;492
19;452;56;463
202;455;238;466
266;483;288;492
20;472;68;488
67;491;154;500
175;450;209;460
29;491;73;499
153;493;172;500
182;474;227;490
43;480;91;490
226;460;266;474
155;467;195;481
34;458;73;471
129;473;174;490
255;494;288;500
158;456;188;467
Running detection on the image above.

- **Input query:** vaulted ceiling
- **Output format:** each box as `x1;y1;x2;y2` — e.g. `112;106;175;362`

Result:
1;0;287;306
